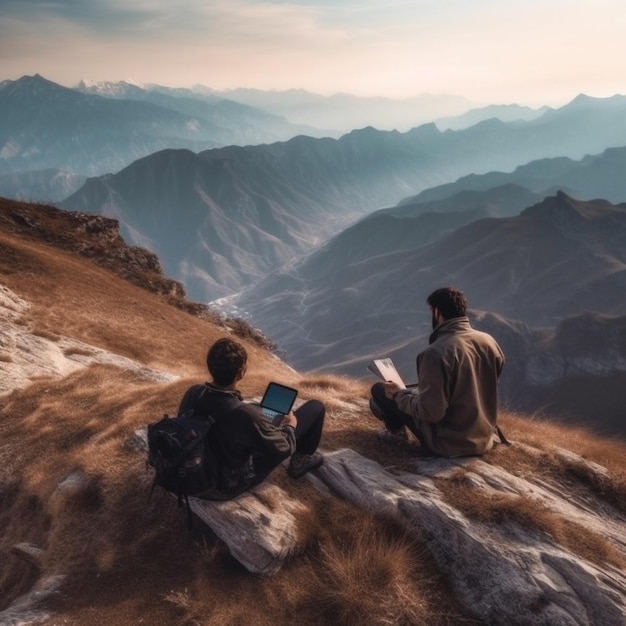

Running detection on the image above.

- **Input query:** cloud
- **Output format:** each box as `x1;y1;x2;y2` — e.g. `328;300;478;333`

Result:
2;0;626;103
0;0;155;33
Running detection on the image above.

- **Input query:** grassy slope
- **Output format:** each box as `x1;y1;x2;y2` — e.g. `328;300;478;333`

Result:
1;207;625;625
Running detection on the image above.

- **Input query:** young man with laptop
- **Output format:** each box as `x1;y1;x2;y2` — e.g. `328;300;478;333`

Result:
177;337;325;500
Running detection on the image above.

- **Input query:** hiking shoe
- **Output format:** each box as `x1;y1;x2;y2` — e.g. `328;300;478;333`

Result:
377;427;408;444
287;452;324;479
369;397;387;421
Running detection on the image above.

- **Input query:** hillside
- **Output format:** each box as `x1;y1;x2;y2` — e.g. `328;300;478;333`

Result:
1;198;625;625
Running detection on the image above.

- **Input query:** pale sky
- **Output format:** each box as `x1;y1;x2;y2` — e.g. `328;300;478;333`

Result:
1;0;626;106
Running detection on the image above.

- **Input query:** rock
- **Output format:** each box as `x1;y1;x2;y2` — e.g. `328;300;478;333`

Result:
188;484;308;576
311;448;626;626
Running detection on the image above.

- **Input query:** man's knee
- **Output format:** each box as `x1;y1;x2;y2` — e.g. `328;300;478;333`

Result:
297;399;325;421
371;382;386;403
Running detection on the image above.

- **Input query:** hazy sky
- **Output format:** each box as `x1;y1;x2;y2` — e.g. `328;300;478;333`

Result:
2;0;625;106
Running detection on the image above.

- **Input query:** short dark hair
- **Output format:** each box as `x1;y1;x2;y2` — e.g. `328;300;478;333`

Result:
427;287;468;320
206;338;248;386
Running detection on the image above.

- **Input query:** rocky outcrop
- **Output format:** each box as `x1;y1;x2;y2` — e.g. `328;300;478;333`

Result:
0;284;177;394
8;426;625;623
0;197;188;301
309;447;626;626
0;198;278;348
130;428;306;576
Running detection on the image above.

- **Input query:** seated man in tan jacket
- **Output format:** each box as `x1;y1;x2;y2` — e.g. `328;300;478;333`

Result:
370;287;506;457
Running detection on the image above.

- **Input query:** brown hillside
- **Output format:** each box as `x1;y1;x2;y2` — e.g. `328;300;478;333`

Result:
1;199;625;625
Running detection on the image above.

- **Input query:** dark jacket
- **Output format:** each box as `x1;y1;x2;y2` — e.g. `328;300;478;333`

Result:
394;317;505;457
178;383;296;497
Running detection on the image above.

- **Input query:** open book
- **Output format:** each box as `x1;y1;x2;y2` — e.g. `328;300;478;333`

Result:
367;358;406;389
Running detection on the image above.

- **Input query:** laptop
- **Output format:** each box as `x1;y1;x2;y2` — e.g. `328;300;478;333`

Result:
260;382;298;422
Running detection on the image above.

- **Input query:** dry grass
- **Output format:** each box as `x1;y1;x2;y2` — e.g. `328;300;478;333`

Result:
2;204;626;625
305;514;448;626
438;474;626;571
62;347;95;357
487;412;626;515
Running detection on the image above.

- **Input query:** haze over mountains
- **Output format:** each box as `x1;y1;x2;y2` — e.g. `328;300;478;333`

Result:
197;87;476;132
2;74;621;208
0;74;483;204
77;81;546;134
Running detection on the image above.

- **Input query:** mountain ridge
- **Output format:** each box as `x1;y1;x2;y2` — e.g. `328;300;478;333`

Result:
406;146;626;205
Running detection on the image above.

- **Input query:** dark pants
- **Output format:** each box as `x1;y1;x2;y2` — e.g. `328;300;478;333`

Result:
252;400;325;484
294;399;325;455
370;383;426;446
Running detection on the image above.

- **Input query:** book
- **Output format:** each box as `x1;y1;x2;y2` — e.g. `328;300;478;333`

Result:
367;358;406;389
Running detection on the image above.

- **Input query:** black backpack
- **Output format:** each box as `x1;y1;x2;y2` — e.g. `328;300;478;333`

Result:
147;411;219;525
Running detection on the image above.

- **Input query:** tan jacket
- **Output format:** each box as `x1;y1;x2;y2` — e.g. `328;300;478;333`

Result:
395;317;505;457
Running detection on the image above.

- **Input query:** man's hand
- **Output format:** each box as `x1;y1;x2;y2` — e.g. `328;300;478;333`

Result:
383;381;402;399
279;411;298;428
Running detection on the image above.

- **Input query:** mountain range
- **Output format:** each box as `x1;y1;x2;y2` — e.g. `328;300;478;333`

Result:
0;75;313;201
198;86;475;132
59;92;626;301
404;145;626;206
74;81;550;134
3;76;626;210
0;75;484;203
4;75;626;432
74;78;319;142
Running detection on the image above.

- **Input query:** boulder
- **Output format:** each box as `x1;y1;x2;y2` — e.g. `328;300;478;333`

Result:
187;483;308;576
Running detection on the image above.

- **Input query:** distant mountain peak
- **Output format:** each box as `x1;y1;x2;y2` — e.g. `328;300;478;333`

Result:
75;78;144;96
1;73;73;97
523;190;620;223
15;73;55;85
565;92;625;108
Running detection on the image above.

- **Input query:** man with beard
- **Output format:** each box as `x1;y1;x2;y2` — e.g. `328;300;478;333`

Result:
369;287;506;457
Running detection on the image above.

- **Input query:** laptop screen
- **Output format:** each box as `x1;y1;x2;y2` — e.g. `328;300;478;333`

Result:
261;382;298;415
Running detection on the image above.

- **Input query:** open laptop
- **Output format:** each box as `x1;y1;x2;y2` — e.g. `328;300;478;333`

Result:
260;382;298;422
